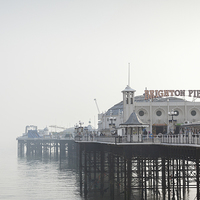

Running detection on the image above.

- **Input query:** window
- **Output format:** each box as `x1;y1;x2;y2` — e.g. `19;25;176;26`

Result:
126;98;129;104
130;92;133;104
156;110;162;116
191;110;196;116
131;98;133;104
139;110;144;116
126;92;129;104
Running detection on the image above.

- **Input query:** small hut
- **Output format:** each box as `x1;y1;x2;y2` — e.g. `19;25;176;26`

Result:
120;111;149;142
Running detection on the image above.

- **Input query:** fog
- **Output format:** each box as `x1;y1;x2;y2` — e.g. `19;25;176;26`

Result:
1;0;200;145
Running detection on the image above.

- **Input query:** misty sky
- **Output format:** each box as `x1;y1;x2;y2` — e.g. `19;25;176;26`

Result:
1;0;200;142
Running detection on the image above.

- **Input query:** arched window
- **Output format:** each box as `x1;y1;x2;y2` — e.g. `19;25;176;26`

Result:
126;92;129;104
130;92;133;104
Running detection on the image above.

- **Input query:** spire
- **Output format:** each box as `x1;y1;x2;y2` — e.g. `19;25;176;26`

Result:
122;63;135;92
122;63;136;122
128;63;130;86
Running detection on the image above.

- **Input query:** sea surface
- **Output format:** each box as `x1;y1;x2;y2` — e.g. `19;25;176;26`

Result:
0;139;83;200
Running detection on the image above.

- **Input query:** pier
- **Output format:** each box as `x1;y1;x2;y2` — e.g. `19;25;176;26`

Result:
17;134;200;200
17;138;77;159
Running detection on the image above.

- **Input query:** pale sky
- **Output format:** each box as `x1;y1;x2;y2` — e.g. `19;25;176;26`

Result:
1;0;200;142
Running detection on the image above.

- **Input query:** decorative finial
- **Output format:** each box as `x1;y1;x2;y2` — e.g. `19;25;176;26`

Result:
128;63;130;86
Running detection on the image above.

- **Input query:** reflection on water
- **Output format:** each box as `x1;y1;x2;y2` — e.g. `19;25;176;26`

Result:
0;147;83;200
17;154;82;200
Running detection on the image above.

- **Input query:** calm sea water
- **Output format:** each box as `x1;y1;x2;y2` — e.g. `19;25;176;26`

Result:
0;140;83;200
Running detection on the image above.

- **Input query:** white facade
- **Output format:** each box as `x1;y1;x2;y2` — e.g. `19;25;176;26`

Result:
98;85;200;135
98;108;124;135
135;98;200;134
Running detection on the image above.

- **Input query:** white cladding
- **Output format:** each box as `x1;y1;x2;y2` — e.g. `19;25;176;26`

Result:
98;85;200;135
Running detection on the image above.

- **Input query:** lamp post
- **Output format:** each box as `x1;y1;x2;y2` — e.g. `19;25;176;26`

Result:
109;117;116;135
168;109;177;134
74;124;79;140
84;127;88;141
74;121;84;140
109;117;116;126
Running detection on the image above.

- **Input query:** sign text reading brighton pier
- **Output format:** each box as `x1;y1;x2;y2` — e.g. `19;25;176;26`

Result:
144;90;200;100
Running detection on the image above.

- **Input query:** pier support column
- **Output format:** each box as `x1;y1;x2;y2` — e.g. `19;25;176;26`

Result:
100;147;105;197
79;144;83;196
167;158;170;200
49;141;51;157
176;159;179;200
172;159;175;200
109;151;114;200
140;158;144;199
196;149;200;200
18;140;25;157
26;141;31;156
68;142;72;160
182;159;186;199
60;140;66;157
116;156;120;196
88;151;91;191
137;157;142;198
94;150;97;189
155;159;159;199
36;141;42;156
162;158;166;200
39;141;43;156
56;141;58;156
84;144;88;197
144;158;147;200
127;156;132;200
124;157;127;200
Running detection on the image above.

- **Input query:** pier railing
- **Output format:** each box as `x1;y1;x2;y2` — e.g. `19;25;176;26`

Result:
75;135;155;143
75;133;200;145
161;133;200;145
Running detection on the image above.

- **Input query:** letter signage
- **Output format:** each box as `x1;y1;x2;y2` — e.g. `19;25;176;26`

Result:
144;90;200;100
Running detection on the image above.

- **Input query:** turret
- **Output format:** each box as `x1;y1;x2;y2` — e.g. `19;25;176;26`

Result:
122;85;136;122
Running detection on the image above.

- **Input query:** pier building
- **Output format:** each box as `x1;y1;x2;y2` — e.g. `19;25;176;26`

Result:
98;85;200;135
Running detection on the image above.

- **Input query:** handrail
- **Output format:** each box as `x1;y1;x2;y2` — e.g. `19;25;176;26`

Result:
74;133;200;145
